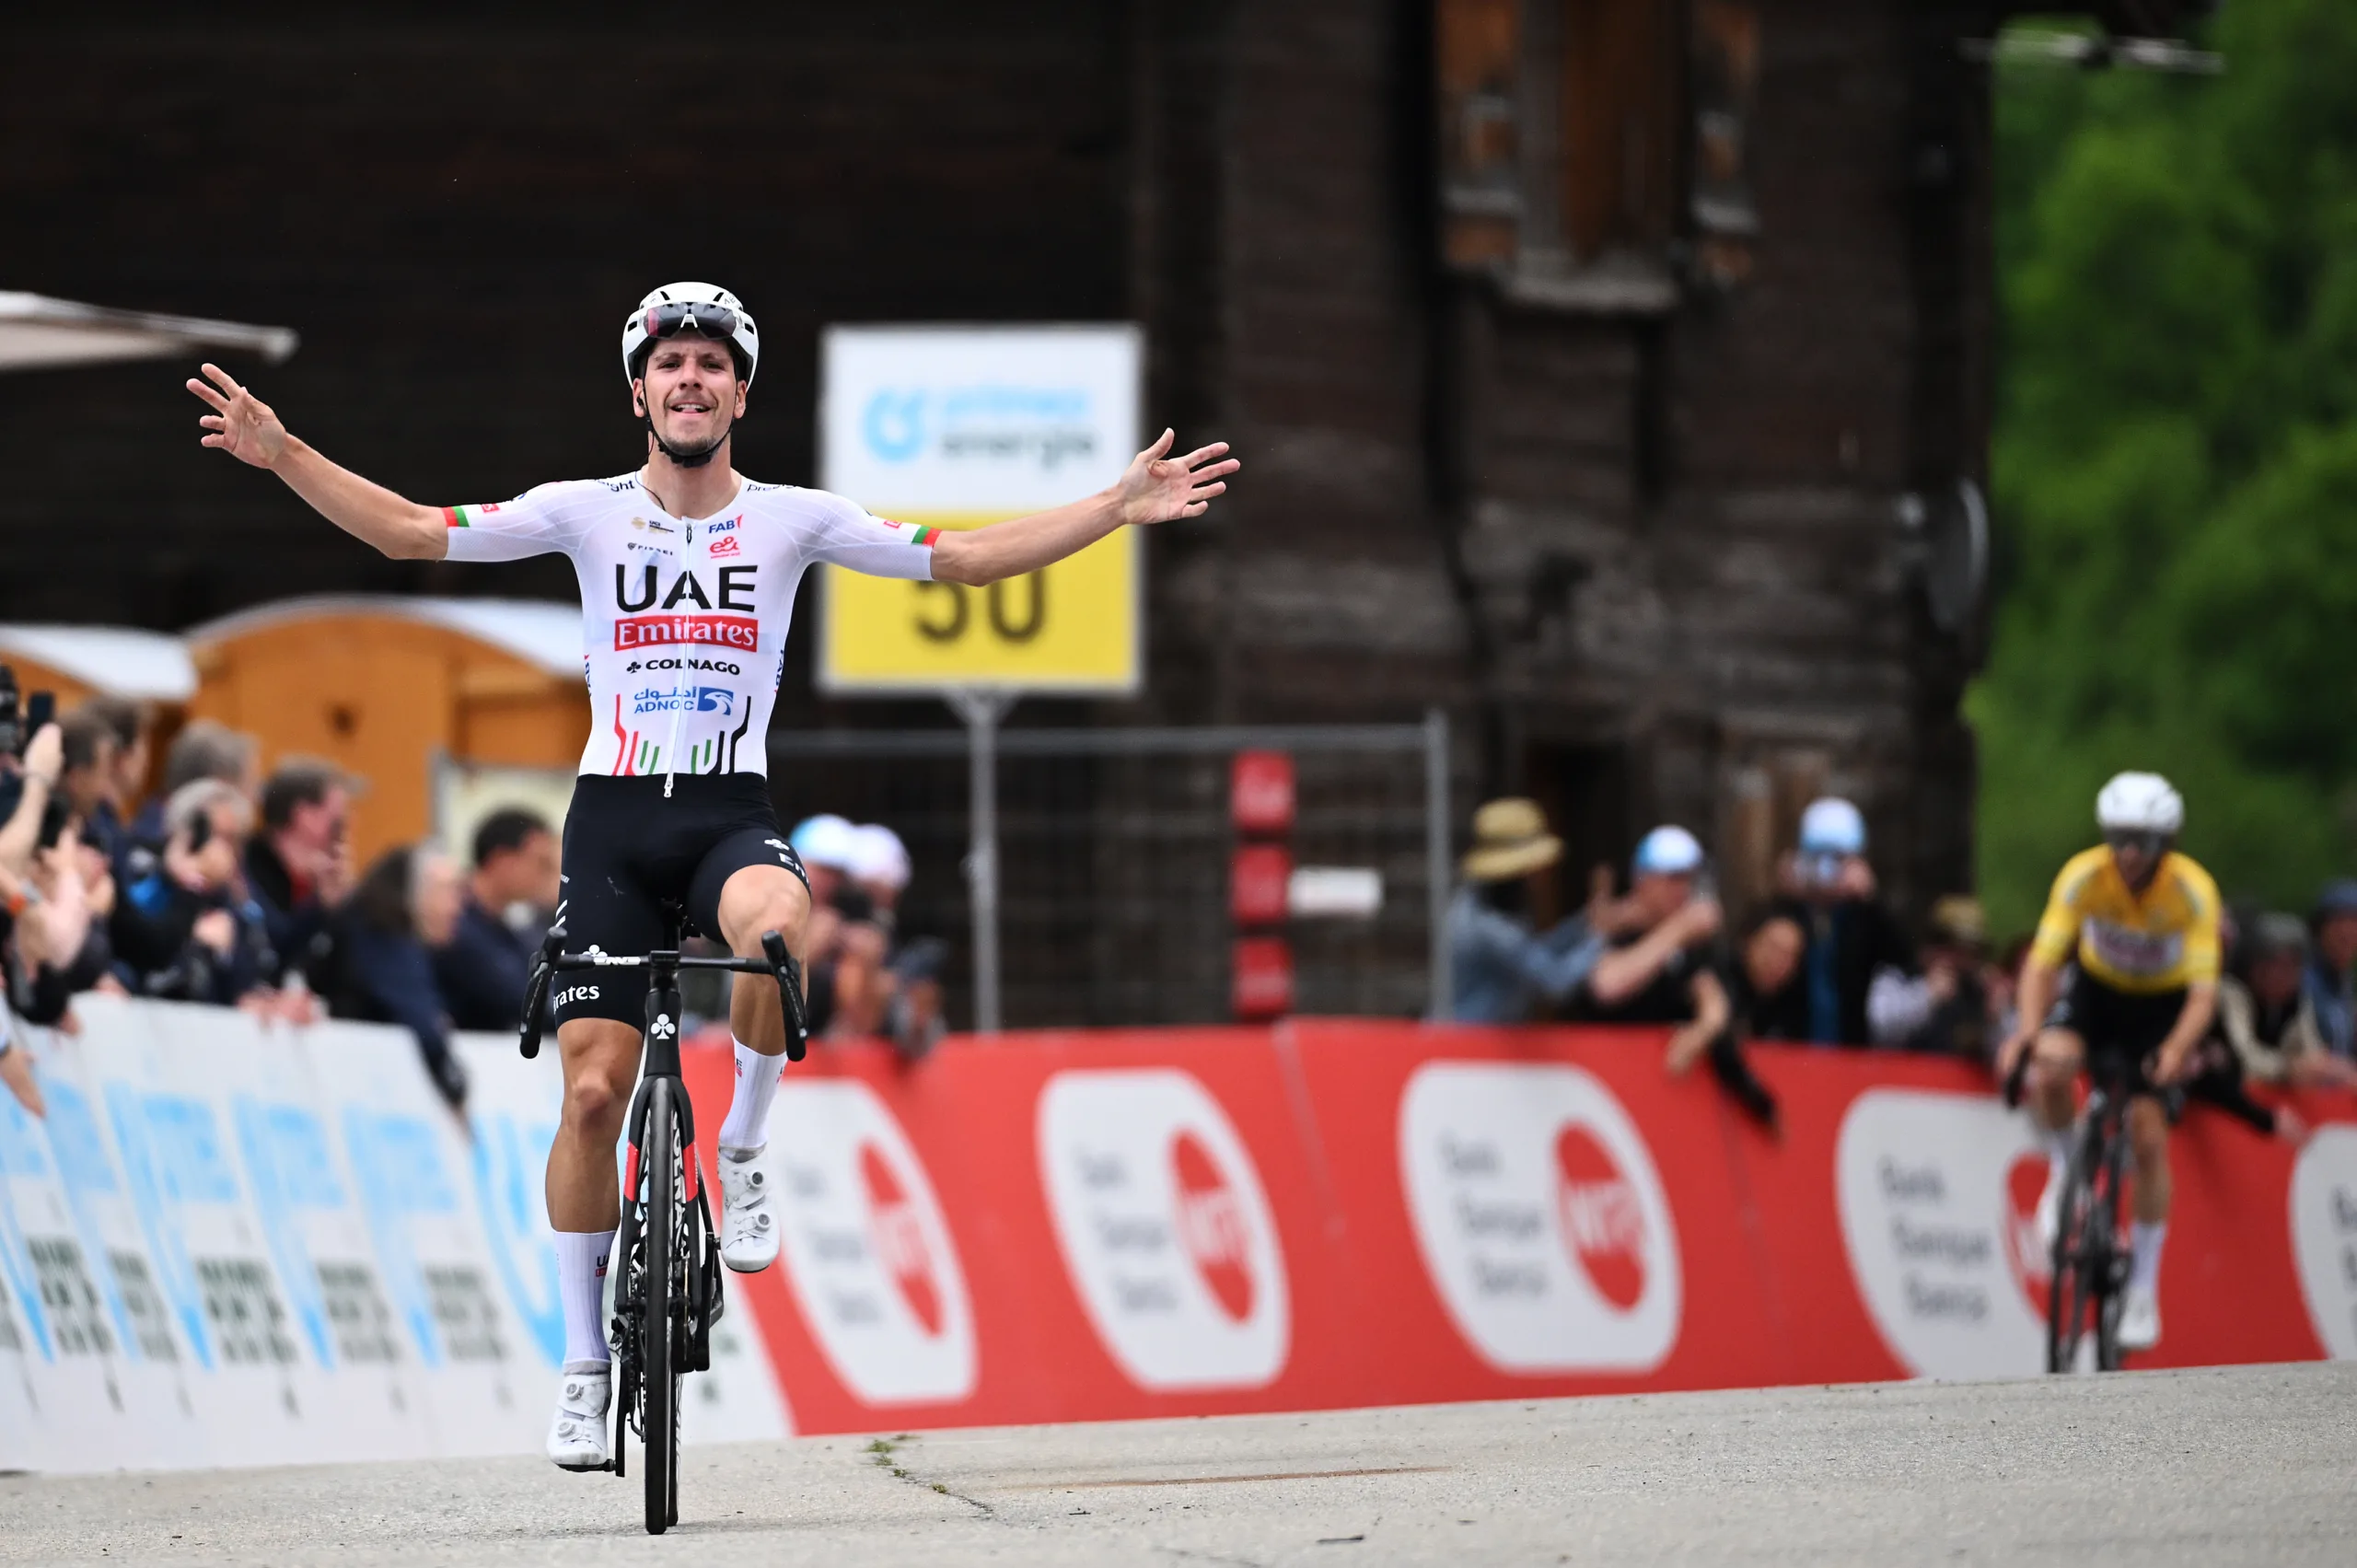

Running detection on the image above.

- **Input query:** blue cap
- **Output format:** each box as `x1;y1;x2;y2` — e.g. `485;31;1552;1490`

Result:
1798;797;1867;857
1632;825;1705;877
2316;879;2357;920
789;813;858;870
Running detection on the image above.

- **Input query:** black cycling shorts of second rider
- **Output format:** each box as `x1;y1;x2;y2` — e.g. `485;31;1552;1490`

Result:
2043;966;2187;1098
549;772;808;1028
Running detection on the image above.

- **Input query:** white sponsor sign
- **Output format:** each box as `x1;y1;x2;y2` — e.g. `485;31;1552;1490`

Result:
1399;1063;1680;1374
2290;1126;2357;1359
821;325;1141;511
765;1078;976;1405
0;1010;211;1472
816;324;1144;694
1835;1088;2049;1379
0;1000;791;1474
1037;1069;1289;1390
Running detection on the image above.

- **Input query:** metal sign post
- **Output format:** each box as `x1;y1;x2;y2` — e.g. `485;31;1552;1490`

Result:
817;323;1144;1036
945;688;1017;1033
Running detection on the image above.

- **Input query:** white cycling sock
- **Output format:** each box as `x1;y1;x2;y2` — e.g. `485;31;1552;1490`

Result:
556;1228;615;1369
718;1038;783;1158
2042;1126;2073;1188
2130;1221;2167;1292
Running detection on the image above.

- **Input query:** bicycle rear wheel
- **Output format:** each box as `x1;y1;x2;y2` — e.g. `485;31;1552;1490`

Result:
640;1079;681;1536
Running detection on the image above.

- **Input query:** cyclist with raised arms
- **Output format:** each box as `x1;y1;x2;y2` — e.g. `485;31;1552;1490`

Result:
186;283;1238;1468
1995;771;2219;1353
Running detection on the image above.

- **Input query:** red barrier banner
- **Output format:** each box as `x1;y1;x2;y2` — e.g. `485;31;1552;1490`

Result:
682;1022;2357;1436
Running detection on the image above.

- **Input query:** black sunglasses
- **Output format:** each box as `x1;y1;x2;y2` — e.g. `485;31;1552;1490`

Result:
2104;830;2170;858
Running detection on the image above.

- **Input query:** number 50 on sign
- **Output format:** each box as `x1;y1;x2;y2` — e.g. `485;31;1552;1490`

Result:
817;325;1143;695
818;518;1138;692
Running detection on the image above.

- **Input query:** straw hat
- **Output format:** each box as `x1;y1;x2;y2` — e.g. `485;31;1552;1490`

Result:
1460;797;1562;883
1928;894;1987;949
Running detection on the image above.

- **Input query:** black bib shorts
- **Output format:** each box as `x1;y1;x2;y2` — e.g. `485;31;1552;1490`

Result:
549;772;809;1028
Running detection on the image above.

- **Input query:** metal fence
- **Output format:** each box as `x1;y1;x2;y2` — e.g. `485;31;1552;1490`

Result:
767;713;1450;1031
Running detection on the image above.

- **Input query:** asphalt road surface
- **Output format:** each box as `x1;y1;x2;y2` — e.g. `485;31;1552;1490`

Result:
3;1362;2351;1566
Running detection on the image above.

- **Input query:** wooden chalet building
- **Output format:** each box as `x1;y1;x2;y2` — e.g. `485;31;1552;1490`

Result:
1;2;2214;1022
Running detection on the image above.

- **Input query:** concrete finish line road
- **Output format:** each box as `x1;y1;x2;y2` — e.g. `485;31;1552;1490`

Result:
3;1363;2349;1567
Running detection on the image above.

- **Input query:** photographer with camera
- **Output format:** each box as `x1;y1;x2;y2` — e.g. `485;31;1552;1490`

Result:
0;663;67;1119
5;814;117;1031
1774;796;1920;1048
0;666;65;880
110;779;277;1007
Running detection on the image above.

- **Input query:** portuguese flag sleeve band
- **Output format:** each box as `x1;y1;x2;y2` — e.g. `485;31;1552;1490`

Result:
911;523;940;547
443;505;474;528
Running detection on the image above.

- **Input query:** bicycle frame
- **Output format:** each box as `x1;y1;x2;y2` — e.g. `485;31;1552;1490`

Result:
516;911;805;1534
2047;1066;2137;1375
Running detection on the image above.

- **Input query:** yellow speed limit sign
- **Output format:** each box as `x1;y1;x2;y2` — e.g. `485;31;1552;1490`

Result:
818;326;1142;694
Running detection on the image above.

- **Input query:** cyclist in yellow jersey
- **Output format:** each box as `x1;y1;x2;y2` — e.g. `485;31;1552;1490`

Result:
1995;772;2219;1353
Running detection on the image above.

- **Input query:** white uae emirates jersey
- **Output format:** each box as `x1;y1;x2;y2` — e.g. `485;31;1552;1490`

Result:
441;473;938;777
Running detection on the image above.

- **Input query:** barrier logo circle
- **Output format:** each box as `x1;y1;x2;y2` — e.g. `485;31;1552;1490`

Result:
1171;1131;1254;1324
2000;1150;2052;1310
860;1141;944;1338
1553;1125;1646;1311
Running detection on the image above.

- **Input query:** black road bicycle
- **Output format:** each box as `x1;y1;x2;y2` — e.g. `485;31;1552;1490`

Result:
517;904;807;1535
2006;1049;2139;1374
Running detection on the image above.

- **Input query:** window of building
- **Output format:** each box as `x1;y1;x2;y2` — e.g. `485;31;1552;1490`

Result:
1436;0;1759;304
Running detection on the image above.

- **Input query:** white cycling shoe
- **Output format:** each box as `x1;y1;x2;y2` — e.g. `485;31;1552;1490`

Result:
719;1151;779;1273
2118;1285;2162;1352
547;1365;611;1471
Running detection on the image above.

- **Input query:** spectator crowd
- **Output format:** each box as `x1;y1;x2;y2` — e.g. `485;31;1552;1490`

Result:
0;692;565;1118
1446;792;2357;1138
8;677;2351;1144
0;682;945;1124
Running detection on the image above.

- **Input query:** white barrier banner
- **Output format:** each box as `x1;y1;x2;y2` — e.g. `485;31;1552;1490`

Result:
0;1000;786;1473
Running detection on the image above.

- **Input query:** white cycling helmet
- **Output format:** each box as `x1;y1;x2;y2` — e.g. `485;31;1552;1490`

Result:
2095;771;2184;835
621;282;760;389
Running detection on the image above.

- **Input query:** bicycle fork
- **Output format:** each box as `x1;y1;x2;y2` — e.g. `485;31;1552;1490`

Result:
611;970;726;1468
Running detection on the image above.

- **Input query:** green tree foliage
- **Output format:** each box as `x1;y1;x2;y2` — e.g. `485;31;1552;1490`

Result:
1976;0;2357;935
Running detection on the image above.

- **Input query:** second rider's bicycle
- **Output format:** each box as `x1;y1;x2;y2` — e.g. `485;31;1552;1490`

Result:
517;903;806;1535
2006;1049;2137;1374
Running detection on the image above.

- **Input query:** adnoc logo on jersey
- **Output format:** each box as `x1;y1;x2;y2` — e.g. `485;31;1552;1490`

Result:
1036;1069;1289;1390
765;1080;975;1406
1834;1088;2047;1378
1399;1063;1679;1374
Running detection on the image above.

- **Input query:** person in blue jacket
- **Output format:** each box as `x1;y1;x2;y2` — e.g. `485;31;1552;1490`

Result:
1446;797;1614;1024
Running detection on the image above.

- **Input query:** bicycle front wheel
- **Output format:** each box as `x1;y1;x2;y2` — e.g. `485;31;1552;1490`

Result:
641;1079;681;1536
2092;1133;2131;1373
2045;1139;2097;1374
